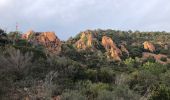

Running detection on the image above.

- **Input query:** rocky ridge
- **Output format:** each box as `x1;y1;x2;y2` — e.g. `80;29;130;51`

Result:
22;30;61;54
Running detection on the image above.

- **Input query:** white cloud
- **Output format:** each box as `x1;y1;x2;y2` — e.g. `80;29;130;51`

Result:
0;0;170;40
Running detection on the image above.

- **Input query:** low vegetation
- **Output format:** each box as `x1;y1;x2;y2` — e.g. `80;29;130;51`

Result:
0;28;170;100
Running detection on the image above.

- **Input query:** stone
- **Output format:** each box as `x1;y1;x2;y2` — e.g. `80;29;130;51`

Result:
23;30;61;54
143;41;156;52
102;36;122;61
75;31;93;50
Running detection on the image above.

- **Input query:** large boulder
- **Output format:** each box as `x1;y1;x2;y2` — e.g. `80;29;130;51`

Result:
102;36;122;61
143;41;156;52
23;30;61;54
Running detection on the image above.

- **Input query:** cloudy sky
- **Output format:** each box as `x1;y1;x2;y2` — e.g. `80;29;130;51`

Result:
0;0;170;40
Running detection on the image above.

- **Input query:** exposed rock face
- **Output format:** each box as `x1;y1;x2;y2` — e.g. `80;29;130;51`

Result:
23;30;61;54
142;52;170;64
75;31;93;50
102;36;122;61
143;41;156;52
120;44;129;56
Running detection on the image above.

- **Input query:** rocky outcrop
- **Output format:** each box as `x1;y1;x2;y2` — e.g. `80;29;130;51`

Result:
102;36;122;61
23;30;61;54
120;44;129;56
75;31;93;50
143;41;155;52
142;52;170;64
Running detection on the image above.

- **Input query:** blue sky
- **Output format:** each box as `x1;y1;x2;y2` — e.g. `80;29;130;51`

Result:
0;0;170;40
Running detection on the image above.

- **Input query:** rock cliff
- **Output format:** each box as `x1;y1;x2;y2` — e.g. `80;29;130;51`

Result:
75;31;93;50
143;41;156;52
23;30;61;54
102;36;122;61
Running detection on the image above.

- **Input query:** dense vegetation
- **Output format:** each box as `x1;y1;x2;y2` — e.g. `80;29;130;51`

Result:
0;28;170;100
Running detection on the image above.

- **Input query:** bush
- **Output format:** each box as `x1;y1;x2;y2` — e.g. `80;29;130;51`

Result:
124;58;137;71
85;69;97;81
0;47;33;72
129;46;143;58
150;84;170;100
61;90;86;100
160;57;167;62
96;90;114;100
76;81;111;99
145;56;156;63
112;85;141;100
98;67;115;83
142;62;167;75
129;70;157;95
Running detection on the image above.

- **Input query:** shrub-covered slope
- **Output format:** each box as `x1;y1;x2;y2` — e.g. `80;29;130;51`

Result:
0;28;170;100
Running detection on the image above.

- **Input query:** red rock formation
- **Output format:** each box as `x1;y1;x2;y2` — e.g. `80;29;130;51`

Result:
75;31;93;50
102;36;122;61
23;31;61;54
142;52;170;64
143;41;156;52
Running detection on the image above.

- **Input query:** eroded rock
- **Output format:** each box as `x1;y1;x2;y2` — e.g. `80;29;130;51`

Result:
143;41;156;52
75;31;93;50
23;30;61;54
142;52;170;64
102;36;122;61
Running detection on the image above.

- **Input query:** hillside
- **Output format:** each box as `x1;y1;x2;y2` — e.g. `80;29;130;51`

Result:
0;28;170;100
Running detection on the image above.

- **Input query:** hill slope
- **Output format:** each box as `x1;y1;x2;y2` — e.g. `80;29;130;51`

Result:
0;28;170;100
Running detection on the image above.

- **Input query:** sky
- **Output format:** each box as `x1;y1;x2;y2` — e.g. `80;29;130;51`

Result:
0;0;170;40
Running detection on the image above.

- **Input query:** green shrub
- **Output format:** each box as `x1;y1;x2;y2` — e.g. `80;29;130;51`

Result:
150;84;170;100
160;57;167;62
96;90;114;100
98;67;115;83
145;56;156;63
85;69;97;81
142;62;167;75
124;57;137;71
129;46;143;58
112;85;141;100
61;90;86;100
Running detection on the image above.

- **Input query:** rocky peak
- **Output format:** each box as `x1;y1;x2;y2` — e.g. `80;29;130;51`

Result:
75;31;93;50
143;41;156;52
23;30;61;54
102;36;122;61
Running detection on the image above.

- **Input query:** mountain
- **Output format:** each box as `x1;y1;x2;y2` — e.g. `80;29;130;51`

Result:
0;28;170;100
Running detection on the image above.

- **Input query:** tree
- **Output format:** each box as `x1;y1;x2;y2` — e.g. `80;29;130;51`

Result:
0;29;8;45
0;47;33;72
124;57;136;68
150;85;170;100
